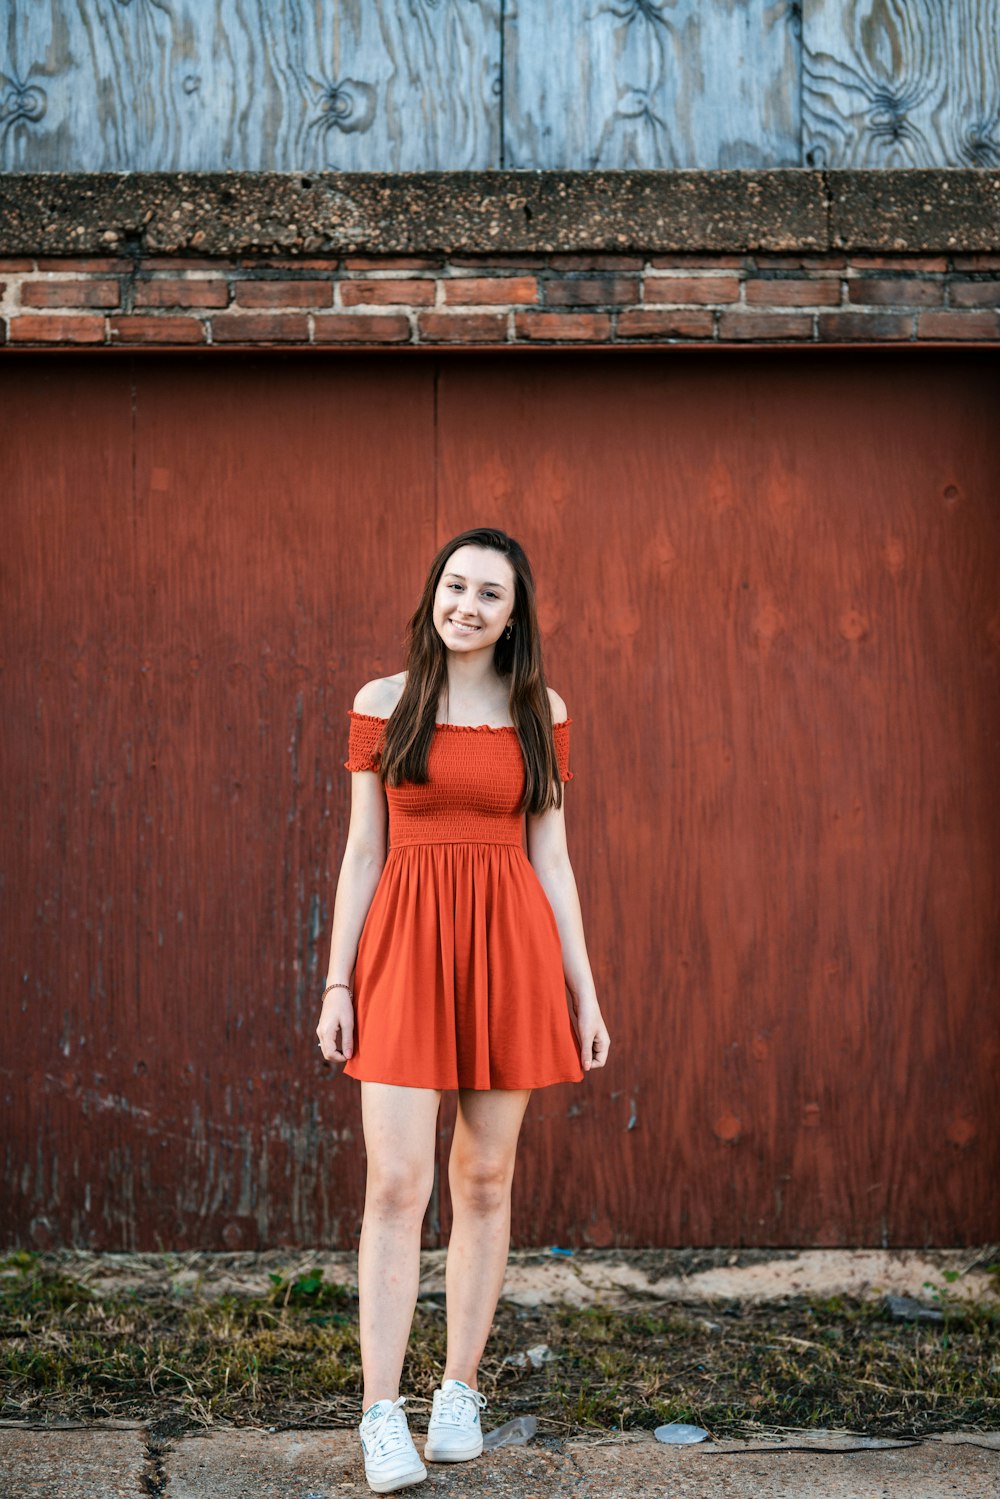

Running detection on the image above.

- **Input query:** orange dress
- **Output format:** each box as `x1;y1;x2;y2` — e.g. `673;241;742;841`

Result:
341;710;585;1090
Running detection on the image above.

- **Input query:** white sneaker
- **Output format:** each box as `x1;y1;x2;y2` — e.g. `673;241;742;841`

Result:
423;1377;488;1462
358;1396;427;1493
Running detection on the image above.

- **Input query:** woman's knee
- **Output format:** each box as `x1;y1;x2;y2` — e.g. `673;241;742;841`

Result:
449;1154;513;1213
365;1159;434;1217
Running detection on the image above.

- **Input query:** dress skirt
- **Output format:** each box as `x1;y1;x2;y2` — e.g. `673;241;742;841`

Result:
340;709;585;1091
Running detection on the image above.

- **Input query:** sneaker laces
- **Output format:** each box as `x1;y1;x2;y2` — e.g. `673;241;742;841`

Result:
436;1383;488;1426
363;1396;412;1458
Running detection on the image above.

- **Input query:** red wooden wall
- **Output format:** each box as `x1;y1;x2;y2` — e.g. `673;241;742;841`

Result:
2;349;998;1250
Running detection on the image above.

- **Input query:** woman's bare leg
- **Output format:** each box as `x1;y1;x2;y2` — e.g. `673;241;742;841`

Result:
442;1087;533;1390
358;1080;442;1410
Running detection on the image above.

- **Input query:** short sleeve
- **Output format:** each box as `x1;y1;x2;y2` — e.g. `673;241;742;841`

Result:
343;711;385;772
553;717;574;783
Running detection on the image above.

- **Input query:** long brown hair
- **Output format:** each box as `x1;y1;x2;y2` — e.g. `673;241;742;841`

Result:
373;527;567;815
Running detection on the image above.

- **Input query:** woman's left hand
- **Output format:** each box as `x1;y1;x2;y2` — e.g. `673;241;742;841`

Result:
572;999;610;1072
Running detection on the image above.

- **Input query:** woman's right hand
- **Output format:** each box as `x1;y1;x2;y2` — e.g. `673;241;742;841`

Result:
316;992;355;1064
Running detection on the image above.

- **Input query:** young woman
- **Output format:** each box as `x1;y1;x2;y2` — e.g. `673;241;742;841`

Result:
316;525;610;1494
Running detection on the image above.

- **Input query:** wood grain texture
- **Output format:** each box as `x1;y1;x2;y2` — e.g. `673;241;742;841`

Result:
504;0;798;169
804;0;1000;167
0;0;501;171
2;1;997;170
2;349;998;1250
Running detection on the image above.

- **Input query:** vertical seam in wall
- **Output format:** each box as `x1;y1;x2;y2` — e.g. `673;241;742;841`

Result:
130;355;141;1024
796;0;803;169
130;355;138;570
499;0;506;170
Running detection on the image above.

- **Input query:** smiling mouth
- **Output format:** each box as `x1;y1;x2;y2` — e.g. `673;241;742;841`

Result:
448;620;481;632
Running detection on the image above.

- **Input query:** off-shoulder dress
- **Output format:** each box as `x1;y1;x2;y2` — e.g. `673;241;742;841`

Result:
341;710;585;1090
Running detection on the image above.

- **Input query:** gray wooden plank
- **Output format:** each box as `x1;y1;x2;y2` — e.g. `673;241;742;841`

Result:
803;0;1000;168
503;0;800;169
2;1;996;171
0;0;501;171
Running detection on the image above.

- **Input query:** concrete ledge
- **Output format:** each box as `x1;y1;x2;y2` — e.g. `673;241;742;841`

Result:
0;1424;150;1499
0;1424;997;1499
0;170;997;257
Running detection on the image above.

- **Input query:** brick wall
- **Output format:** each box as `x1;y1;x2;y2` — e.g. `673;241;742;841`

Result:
2;251;998;348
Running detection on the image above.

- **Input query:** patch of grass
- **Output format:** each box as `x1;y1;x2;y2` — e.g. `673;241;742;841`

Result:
1;1252;997;1442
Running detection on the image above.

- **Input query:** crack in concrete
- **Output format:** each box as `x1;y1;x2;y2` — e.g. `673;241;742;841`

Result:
141;1430;170;1497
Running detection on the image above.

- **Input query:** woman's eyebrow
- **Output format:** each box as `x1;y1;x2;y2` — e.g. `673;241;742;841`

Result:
444;572;508;591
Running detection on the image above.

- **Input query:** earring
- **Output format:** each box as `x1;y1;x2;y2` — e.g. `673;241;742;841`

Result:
504;620;513;638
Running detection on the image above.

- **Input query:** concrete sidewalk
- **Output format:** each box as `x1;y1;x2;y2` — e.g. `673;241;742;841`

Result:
1;1421;998;1498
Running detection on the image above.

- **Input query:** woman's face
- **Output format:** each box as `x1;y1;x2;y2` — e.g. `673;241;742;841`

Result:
432;544;516;654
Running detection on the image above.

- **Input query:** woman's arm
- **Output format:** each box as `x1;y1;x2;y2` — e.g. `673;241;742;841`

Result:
317;685;390;1063
328;773;389;966
526;692;610;1071
526;805;598;1009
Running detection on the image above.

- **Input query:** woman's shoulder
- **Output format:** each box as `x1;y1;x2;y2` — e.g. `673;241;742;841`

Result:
352;676;567;725
546;686;569;726
352;673;406;719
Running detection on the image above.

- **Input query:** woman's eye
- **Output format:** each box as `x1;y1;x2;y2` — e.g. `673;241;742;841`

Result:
448;583;497;599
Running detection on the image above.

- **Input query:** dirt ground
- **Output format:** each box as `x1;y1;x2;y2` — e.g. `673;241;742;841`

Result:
37;1243;999;1308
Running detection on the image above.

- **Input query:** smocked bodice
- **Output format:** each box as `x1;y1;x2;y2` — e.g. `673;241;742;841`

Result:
344;710;573;848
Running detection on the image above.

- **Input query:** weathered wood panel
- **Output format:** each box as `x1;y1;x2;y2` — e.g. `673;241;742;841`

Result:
434;350;1000;1248
0;0;501;171
803;0;1000;167
2;1;997;170
504;0;799;169
1;362;143;1247
2;349;998;1250
1;353;438;1251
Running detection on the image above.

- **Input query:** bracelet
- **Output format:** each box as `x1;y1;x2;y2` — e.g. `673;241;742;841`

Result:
322;980;354;1001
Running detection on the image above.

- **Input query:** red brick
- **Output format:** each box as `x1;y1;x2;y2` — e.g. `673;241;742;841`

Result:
644;276;739;305
916;310;1000;339
753;254;847;269
648;254;745;269
312;313;411;343
36;257;133;272
847;278;943;306
20;279;120;309
0;258;35;272
816;311;912;340
141;256;230;270
745;279;840;306
210;312;311;342
442;276;538;306
10;314;106;343
108;316;207;344
447;254;549;269
544;276;639;307
342;255;444;271
234;280;332;309
951;254;1000;270
547;253;646;270
717;310;814;340
948;280;1000;308
340;278;436;307
616;309;715;339
239;257;341;270
417;312;507;343
848;255;948;272
134;279;229;308
513;311;613;341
